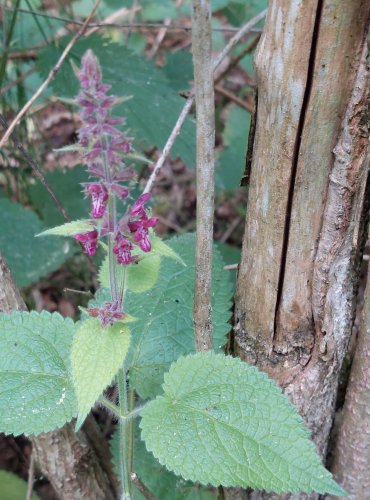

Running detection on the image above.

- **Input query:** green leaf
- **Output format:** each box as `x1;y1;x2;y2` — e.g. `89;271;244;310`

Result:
92;233;233;399
0;470;40;500
216;105;250;191
99;253;161;294
110;424;218;499
0;199;74;287
0;311;77;436
37;35;195;166
71;319;131;429
141;353;346;496
151;234;186;266
36;219;94;237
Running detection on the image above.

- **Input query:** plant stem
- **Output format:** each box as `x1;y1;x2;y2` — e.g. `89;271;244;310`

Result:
98;396;121;419
117;367;132;500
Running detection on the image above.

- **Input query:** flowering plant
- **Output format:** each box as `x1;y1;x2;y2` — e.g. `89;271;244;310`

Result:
0;50;345;500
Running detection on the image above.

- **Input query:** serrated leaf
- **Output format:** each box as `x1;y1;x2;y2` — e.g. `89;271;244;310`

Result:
151;234;185;266
140;353;346;496
37;35;195;166
0;199;74;287
71;319;131;429
0;311;77;436
110;424;217;499
36;219;93;237
92;233;233;399
0;470;40;500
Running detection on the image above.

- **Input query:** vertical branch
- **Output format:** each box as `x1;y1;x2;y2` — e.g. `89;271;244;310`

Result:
191;0;215;352
331;230;370;498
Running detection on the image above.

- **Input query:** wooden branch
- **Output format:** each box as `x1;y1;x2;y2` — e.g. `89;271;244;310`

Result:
326;43;370;499
0;252;118;499
0;0;100;148
235;3;370;499
192;0;215;351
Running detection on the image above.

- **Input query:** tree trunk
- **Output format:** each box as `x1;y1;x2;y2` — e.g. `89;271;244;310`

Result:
234;1;370;498
0;253;118;500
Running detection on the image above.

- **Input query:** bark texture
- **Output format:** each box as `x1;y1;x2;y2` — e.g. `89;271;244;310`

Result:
192;0;215;351
0;253;118;500
330;238;370;499
235;0;370;498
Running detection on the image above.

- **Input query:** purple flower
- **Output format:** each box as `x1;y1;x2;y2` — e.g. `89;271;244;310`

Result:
84;182;109;219
127;194;158;252
113;234;137;265
75;229;98;256
88;300;125;327
129;193;151;217
128;217;158;252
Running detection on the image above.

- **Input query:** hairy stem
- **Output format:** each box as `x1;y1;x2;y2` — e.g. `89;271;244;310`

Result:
117;367;132;500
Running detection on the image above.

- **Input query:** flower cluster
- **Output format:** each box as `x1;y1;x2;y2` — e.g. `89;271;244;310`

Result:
73;50;157;263
71;50;158;327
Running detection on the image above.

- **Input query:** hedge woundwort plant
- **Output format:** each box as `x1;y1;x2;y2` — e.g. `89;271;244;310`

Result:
0;51;346;499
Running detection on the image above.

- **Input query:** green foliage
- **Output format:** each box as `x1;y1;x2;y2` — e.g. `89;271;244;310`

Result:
0;311;77;436
27;168;90;227
216;106;250;191
110;425;217;499
140;352;346;496
36;219;94;237
0;198;74;287
37;35;196;166
0;470;40;500
71;319;131;430
93;233;233;399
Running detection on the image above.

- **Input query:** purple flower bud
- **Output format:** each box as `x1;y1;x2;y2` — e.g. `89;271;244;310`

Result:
88;300;125;327
75;229;98;256
84;183;109;219
77;50;102;90
111;183;129;199
129;193;151;217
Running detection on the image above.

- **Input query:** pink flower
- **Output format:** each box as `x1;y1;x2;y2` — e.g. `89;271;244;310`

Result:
128;217;158;252
75;229;98;256
113;234;137;265
84;182;109;219
129;193;151;217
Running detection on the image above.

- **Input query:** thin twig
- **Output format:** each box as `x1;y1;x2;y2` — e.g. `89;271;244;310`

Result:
192;0;215;352
0;67;35;96
85;5;140;36
220;216;242;243
142;10;266;194
143;97;194;194
7;8;262;33
212;9;267;74
214;34;261;85
130;473;158;500
0;114;70;222
148;17;171;58
224;263;238;271
0;0;100;148
26;452;35;500
215;85;253;112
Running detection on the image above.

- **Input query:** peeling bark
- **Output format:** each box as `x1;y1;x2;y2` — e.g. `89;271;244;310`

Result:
0;253;118;500
235;0;370;498
330;232;370;499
